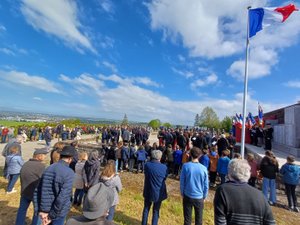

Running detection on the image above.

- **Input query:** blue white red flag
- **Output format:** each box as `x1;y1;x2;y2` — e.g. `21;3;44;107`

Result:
235;113;242;128
249;4;298;38
248;112;256;126
258;104;264;125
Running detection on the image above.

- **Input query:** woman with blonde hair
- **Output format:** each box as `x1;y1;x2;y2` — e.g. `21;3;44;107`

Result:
73;151;88;206
100;160;122;221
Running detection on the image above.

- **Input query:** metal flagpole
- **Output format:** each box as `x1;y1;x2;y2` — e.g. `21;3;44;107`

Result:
241;6;251;159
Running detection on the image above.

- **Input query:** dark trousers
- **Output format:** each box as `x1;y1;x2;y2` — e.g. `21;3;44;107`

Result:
142;200;162;225
219;174;226;185
265;138;272;150
73;189;85;205
248;177;257;187
173;164;181;176
183;195;204;225
137;160;145;173
285;183;297;208
209;171;217;184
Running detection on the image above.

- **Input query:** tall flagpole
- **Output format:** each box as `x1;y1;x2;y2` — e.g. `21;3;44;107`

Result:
241;6;251;159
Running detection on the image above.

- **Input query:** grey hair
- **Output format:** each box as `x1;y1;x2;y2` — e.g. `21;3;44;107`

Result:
151;150;162;160
228;159;251;183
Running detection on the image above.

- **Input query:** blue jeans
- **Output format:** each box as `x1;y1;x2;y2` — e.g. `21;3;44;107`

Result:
106;205;116;221
2;134;7;143
15;196;41;225
7;174;19;192
73;189;85;205
262;177;276;203
142;200;162;225
50;217;66;225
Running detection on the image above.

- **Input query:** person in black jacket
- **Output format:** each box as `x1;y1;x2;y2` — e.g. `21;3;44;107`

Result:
214;159;275;225
260;150;279;205
83;150;101;192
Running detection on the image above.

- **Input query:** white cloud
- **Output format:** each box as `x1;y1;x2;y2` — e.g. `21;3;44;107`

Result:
0;70;61;93
58;72;287;124
62;102;90;110
132;77;161;88
59;73;104;95
102;61;118;73
21;0;96;53
33;97;42;101
147;0;300;80
0;48;15;56
172;67;194;78
0;45;28;56
191;73;218;89
0;25;6;32
285;80;300;88
98;0;114;13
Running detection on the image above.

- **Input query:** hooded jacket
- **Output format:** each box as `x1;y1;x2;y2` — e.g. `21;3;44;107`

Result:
280;163;300;185
83;153;100;188
100;175;122;206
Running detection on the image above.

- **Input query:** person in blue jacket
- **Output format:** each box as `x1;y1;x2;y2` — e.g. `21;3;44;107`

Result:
280;155;300;212
5;145;24;194
120;142;129;172
34;146;75;225
199;147;210;170
142;150;168;225
180;147;209;225
136;145;147;173
217;149;230;184
173;145;183;177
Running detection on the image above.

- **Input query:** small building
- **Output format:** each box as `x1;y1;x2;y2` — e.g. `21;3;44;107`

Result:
264;102;300;157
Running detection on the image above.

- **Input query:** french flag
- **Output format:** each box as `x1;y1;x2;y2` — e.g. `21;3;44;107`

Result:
249;4;298;38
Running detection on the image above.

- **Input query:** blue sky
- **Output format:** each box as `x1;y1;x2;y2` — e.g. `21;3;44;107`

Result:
0;0;299;125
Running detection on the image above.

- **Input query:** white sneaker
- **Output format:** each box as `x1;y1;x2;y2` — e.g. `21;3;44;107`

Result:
294;207;299;213
6;189;17;194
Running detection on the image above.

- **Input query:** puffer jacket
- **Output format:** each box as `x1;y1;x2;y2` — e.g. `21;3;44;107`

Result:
100;175;122;206
35;160;74;220
6;154;24;175
280;163;300;185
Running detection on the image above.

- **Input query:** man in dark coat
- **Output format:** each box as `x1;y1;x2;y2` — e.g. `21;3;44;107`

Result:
142;150;168;225
15;148;48;225
217;134;229;156
35;146;75;225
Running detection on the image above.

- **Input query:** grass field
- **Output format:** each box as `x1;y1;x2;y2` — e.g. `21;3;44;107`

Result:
0;168;299;225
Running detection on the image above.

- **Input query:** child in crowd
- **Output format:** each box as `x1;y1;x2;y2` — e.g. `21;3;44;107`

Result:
217;149;230;184
199;147;210;170
5;145;24;194
100;160;122;221
128;143;137;172
247;153;258;187
83;150;101;192
166;144;174;174
233;153;242;159
208;145;219;187
173;145;183;178
136;145;147;173
280;155;300;212
73;151;88;206
120;142;129;172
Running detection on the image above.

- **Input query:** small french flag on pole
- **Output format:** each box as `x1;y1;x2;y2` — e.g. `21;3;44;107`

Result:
249;4;298;38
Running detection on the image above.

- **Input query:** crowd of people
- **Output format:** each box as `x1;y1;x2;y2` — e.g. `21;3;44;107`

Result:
1;125;300;225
